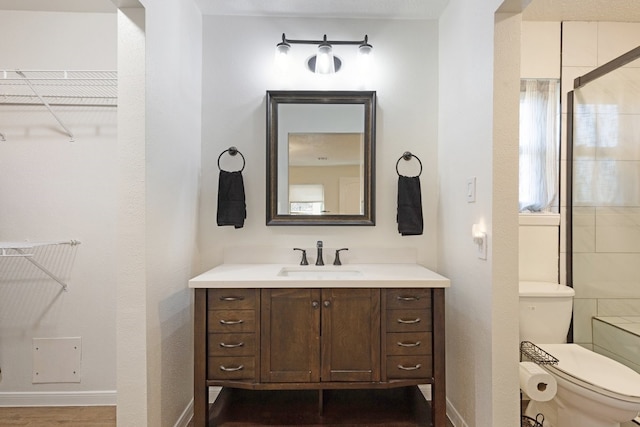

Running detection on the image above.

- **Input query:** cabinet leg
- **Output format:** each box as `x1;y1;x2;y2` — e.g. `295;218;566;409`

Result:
194;288;209;426
318;389;324;416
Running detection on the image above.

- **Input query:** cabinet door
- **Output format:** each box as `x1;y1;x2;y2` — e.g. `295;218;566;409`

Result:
321;288;380;382
261;288;321;383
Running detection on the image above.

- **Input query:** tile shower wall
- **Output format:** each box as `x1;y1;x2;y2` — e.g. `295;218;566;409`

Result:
563;22;640;346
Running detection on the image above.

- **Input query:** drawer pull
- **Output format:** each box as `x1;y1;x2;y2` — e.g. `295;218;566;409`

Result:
397;317;421;324
397;363;422;371
397;340;421;347
219;296;245;301
219;342;245;348
397;295;420;301
219;319;244;325
219;364;244;372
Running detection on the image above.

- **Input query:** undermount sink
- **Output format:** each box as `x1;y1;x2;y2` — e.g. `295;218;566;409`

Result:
277;267;363;279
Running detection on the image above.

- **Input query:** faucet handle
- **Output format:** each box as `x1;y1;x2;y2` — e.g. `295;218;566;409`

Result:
293;248;308;265
333;248;349;266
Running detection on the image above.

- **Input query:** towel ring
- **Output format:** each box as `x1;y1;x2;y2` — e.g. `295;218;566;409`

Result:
396;151;422;177
218;146;246;172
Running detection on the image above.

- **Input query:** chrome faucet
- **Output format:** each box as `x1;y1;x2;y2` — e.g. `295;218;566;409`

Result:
315;240;324;266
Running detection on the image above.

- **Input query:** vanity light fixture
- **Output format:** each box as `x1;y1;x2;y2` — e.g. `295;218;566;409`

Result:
275;33;373;75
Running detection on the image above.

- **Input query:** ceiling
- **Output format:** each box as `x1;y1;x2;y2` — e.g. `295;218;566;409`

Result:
0;0;449;18
523;0;640;22
193;0;449;19
0;0;116;12
0;0;639;22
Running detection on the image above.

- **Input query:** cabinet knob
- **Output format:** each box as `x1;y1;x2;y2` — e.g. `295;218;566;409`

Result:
323;300;331;308
312;301;319;309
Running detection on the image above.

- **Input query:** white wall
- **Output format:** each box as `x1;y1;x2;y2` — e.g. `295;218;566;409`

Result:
116;1;203;426
144;0;202;424
0;11;117;404
199;16;439;270
439;0;521;425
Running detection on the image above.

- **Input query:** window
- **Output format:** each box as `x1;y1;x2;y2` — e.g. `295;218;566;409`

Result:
519;79;560;212
289;184;324;215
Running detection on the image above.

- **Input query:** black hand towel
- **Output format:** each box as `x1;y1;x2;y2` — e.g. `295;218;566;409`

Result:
217;170;246;229
397;175;423;236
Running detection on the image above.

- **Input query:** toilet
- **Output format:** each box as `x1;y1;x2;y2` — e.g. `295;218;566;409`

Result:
519;281;640;427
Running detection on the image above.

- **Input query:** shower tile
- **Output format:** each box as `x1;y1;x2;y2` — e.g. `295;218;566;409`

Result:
571;207;595;253
596;316;632;324
562;22;598;67
596;114;640;161
573;253;640;298
593;318;640;366
572;161;640;207
598;299;640;316
621;316;640;323
622;323;640;336
597;22;640;65
559;252;567;285
563;66;594;114
561;113;568;162
596;207;640;253
573;298;597;344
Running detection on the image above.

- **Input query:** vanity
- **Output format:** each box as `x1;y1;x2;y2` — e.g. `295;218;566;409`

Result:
189;262;450;426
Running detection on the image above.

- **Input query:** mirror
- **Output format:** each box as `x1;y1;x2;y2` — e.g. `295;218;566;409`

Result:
266;91;376;226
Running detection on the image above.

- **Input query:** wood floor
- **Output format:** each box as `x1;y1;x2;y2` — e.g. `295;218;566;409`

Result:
0;390;453;426
0;406;116;426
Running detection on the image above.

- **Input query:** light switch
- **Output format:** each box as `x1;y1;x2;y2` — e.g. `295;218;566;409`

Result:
466;177;476;202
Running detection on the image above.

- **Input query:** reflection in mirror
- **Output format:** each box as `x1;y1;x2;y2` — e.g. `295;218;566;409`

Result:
266;91;376;225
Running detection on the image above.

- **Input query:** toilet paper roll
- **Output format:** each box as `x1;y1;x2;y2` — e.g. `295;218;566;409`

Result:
519;361;557;402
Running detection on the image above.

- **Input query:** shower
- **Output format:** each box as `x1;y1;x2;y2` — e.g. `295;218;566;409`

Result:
568;45;640;373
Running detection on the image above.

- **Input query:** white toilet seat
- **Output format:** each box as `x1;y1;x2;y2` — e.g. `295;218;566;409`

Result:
538;343;640;404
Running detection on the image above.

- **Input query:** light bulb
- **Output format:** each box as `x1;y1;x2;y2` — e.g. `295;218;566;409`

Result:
275;41;291;73
315;42;335;74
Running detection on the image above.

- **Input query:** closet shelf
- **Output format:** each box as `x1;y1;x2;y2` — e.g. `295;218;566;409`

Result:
1;70;117;107
0;70;117;141
0;240;81;291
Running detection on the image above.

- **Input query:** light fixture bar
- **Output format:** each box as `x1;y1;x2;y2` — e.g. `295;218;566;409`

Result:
280;33;370;47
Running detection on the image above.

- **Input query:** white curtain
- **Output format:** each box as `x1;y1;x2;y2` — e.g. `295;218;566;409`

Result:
519;79;560;212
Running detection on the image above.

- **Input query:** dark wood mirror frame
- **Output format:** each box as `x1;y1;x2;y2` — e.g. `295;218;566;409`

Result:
266;90;376;226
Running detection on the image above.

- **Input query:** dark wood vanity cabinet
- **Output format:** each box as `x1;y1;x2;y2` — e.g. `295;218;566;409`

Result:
194;287;445;426
261;288;380;383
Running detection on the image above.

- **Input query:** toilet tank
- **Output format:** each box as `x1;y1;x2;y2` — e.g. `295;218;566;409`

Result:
519;281;575;344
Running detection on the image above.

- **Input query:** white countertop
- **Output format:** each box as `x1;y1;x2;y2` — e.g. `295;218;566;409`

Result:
188;263;450;288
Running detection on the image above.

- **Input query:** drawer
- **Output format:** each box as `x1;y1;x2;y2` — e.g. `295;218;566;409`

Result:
386;309;432;332
386;332;432;356
208;288;257;309
386;289;431;310
208;333;256;357
387;355;433;379
208;356;256;380
208;310;256;333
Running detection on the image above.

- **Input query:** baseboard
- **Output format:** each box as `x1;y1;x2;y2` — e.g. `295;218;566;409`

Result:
0;390;116;407
174;398;193;427
177;387;222;427
446;396;469;427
